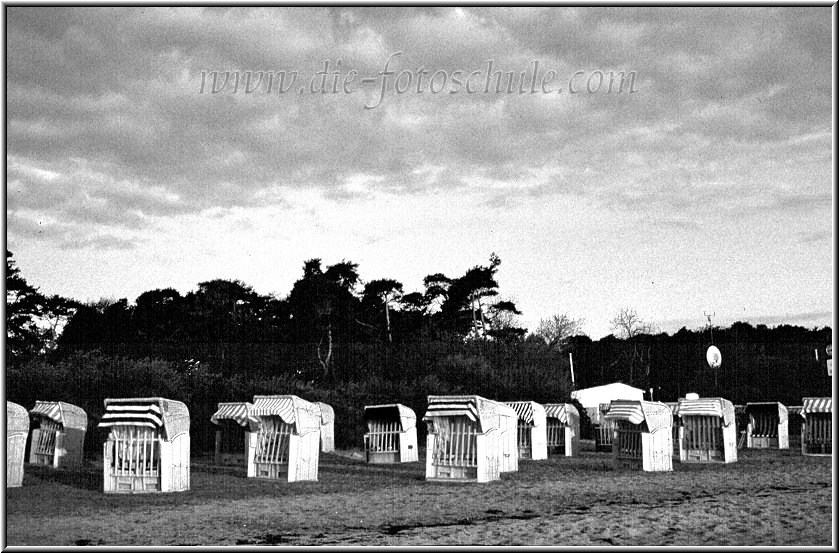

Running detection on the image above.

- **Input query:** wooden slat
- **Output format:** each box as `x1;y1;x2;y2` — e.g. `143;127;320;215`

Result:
135;428;143;476
804;414;832;454
616;421;642;459
465;423;472;464
430;417;479;468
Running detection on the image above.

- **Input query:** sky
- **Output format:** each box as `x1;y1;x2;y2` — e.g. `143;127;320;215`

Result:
4;6;835;339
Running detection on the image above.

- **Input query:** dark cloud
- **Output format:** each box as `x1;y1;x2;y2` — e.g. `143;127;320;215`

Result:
5;7;832;250
769;192;832;212
797;230;830;244
6;211;142;251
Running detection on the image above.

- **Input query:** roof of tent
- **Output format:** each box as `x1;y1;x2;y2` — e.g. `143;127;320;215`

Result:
801;397;832;416
570;383;645;408
30;401;88;431
604;400;672;434
543;403;579;424
316;402;335;425
423;395;515;434
98;397;190;441
674;398;735;427
505;401;547;427
364;403;416;430
211;402;260;432
745;402;788;425
7;401;30;436
251;395;321;435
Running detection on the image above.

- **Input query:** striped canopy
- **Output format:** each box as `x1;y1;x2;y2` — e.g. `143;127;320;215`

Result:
423;395;513;433
317;402;335;425
100;401;163;429
745;402;788;425
674;398;735;427
364;403;416;431
605;400;673;434
211;402;260;431
543;403;579;425
251;395;321;435
7;401;30;436
801;397;832;416
98;397;190;441
424;395;480;421
505;401;547;427
30;401;88;431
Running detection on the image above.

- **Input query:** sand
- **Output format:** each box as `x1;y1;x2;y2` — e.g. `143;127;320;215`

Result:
5;444;832;546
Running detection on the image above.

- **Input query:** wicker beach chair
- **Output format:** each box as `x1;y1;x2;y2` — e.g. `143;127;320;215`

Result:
28;401;88;469
506;401;548;460
99;397;190;493
363;403;418;463
7;402;30;487
250;395;321;482
674;397;737;463
605;399;673;472
544;403;581;457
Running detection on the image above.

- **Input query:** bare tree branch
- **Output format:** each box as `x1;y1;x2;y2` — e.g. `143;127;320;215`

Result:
535;313;585;351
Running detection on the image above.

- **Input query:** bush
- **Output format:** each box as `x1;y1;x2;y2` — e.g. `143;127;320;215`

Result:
7;339;578;455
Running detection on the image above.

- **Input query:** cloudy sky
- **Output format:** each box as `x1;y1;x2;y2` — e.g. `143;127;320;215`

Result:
5;7;834;338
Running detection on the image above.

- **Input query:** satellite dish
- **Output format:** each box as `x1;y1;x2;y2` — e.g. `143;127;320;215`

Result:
826;344;832;357
685;393;700;400
706;345;722;368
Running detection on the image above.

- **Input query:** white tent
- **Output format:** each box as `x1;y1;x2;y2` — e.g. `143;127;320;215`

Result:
571;383;645;424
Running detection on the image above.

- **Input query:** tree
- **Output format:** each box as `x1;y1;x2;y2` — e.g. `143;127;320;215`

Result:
134;288;184;340
399;291;428;313
422;273;452;310
534;313;586;351
6;251;79;361
286;258;362;378
39;294;80;352
609;307;658;386
610;307;657;339
323;260;361;292
440;253;508;338
6;250;46;362
420;273;452;337
485;299;526;342
362;278;403;342
192;279;274;343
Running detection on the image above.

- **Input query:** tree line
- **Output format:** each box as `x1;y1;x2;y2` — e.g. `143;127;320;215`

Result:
5;250;832;452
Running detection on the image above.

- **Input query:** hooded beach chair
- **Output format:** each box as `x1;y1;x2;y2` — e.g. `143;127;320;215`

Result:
605;399;673;472
250;395;321;482
99;397;190;493
363;403;418;463
674;396;737;463
745;402;789;449
7;402;29;487
506;401;548;460
317;402;335;453
800;397;832;456
544;403;580;457
28;401;88;469
210;401;260;467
